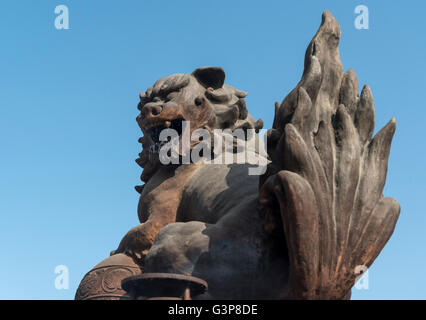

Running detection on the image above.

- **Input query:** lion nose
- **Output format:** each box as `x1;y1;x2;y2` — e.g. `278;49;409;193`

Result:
142;104;163;119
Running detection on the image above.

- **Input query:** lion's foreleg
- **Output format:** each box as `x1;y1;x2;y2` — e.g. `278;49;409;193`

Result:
114;164;201;263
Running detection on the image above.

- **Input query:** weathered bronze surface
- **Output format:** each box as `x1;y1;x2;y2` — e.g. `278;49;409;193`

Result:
122;273;207;300
76;11;400;300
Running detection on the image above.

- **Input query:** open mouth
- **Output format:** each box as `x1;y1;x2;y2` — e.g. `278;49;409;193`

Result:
145;118;184;152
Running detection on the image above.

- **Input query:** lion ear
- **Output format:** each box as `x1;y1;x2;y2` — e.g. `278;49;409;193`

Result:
192;66;225;89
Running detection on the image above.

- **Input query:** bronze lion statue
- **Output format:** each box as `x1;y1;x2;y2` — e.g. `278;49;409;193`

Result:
76;11;400;300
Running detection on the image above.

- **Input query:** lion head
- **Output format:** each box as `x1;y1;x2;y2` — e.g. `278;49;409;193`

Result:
135;66;263;184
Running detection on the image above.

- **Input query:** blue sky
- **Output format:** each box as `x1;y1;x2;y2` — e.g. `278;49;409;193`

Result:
0;0;425;299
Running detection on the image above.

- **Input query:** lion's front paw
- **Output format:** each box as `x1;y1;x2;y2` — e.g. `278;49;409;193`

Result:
114;224;153;264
